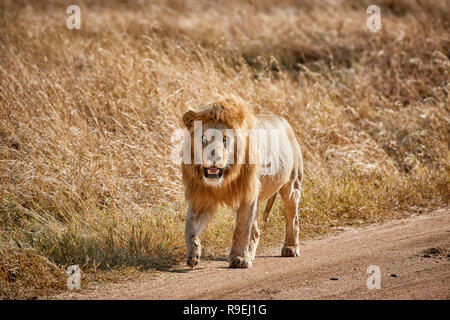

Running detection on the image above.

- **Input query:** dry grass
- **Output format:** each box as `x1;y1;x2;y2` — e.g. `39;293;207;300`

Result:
0;0;449;299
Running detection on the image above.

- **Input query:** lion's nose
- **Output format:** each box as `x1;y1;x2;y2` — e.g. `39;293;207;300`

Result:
208;149;222;162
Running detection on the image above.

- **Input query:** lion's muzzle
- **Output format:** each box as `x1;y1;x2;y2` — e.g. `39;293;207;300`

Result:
203;166;224;178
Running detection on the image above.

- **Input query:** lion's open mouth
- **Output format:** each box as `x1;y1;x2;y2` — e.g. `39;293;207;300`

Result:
203;166;224;179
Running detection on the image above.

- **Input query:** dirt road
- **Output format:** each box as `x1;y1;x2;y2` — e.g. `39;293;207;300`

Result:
54;209;450;300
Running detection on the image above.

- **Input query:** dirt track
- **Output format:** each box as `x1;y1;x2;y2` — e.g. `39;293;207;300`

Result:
54;209;450;300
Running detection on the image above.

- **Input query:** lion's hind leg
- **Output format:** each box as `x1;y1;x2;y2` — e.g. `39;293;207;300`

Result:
279;178;301;257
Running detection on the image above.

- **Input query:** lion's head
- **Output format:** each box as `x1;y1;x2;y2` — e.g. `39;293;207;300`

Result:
181;97;259;211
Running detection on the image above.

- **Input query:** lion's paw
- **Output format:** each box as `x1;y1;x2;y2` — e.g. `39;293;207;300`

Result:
186;237;201;268
186;254;200;268
281;245;299;257
229;256;252;268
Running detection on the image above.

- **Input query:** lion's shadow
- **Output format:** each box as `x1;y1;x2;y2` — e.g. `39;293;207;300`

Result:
166;254;287;273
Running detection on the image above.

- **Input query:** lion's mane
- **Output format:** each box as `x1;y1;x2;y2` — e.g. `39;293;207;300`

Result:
181;97;260;213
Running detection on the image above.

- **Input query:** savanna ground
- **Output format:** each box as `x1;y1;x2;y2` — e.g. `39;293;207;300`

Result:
0;0;449;299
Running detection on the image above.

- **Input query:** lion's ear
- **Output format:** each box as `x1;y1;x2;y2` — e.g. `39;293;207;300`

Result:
183;110;196;128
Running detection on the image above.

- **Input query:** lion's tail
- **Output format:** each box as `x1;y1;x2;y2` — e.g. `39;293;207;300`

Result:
263;193;277;223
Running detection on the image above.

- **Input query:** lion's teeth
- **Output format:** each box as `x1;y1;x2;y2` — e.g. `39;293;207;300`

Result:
208;167;218;174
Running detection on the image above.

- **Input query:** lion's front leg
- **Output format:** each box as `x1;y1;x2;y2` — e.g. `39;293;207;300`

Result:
248;218;260;261
229;200;258;268
185;204;215;268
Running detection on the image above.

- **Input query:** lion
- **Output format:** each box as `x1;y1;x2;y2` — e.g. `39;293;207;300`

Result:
181;97;303;268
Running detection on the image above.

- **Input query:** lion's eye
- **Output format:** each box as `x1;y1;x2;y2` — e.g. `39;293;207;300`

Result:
201;135;208;144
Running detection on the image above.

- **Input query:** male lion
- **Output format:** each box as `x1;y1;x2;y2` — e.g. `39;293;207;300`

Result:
181;97;303;268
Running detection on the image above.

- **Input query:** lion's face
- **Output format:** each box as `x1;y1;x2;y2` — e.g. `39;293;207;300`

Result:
182;100;251;190
181;98;261;211
195;122;234;187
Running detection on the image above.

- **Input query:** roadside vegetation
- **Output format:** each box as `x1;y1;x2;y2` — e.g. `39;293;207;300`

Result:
0;0;448;299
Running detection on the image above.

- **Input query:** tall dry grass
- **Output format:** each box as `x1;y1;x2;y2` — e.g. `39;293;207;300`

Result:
0;0;449;299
